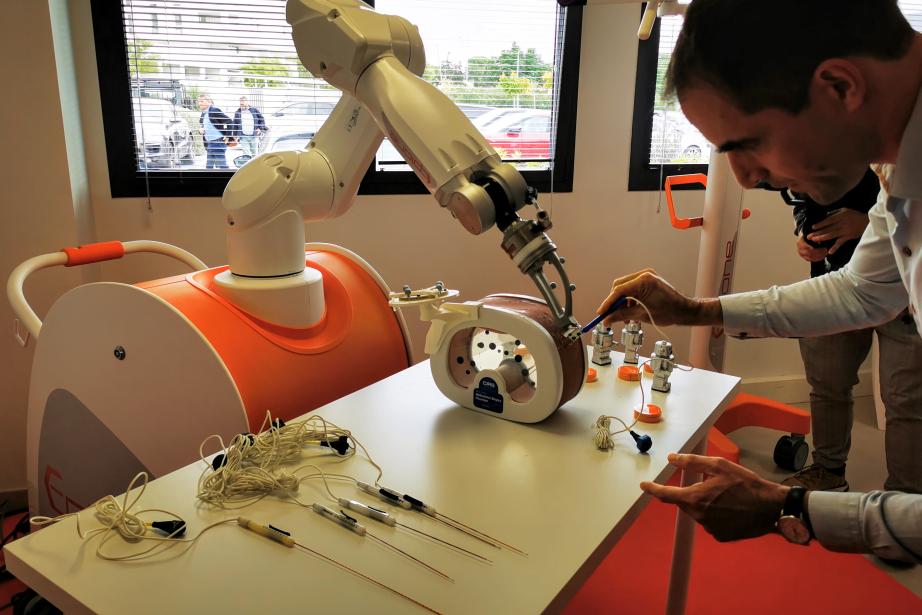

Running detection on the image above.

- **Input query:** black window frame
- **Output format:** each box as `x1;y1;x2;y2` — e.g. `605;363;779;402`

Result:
627;6;706;191
91;0;582;198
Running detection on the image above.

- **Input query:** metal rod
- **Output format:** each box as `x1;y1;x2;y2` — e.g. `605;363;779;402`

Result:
293;540;440;614
430;514;501;550
436;512;527;557
366;532;454;583
396;521;493;564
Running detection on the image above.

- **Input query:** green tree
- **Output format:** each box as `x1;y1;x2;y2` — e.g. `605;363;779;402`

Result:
240;57;290;88
467;56;495;87
465;44;551;89
498;71;532;106
495;43;551;85
127;40;160;77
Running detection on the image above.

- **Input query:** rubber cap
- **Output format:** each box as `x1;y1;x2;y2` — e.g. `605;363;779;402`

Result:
586;368;598;383
618;365;640;381
633;403;663;423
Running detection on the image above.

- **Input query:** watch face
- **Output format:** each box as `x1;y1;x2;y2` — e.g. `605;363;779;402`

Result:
777;516;811;545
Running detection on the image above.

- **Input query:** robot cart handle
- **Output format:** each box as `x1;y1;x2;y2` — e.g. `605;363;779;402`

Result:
7;240;206;347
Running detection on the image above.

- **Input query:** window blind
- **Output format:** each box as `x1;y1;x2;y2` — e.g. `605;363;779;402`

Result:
122;0;565;173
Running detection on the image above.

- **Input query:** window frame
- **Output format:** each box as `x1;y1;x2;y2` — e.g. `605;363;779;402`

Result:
627;6;706;192
91;0;583;198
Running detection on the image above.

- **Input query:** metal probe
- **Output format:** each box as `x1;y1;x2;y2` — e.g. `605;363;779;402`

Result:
236;518;439;614
338;498;493;564
311;504;454;582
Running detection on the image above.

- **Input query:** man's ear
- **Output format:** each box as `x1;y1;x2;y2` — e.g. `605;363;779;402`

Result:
812;59;867;112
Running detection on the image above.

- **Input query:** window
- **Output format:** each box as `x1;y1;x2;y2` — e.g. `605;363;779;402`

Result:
629;1;922;191
92;0;582;198
628;3;703;191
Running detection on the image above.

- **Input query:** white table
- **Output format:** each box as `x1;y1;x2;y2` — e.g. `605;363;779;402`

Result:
5;352;739;614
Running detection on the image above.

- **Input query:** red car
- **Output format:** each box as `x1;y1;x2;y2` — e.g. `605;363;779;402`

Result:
481;110;552;161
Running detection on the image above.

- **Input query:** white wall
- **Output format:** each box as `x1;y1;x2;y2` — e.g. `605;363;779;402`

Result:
0;1;85;495
0;1;811;492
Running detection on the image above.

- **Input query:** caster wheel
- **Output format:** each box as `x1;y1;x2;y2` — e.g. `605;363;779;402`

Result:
774;435;809;471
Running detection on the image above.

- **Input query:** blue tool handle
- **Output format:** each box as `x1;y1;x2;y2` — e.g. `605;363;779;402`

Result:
580;296;627;334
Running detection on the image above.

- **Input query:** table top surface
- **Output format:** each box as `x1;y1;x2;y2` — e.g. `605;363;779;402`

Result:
6;351;739;615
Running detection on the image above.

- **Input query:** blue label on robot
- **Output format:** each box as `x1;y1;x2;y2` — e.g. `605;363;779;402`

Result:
473;377;504;413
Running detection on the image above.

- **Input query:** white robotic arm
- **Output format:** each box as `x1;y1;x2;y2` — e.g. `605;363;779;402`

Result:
219;0;579;337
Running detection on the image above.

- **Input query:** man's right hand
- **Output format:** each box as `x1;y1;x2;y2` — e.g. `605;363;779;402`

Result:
596;269;723;328
796;235;828;262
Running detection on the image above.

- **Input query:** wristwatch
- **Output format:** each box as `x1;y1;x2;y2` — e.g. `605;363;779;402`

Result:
777;486;814;545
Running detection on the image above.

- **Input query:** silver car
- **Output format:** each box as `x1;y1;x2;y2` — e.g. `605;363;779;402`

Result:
132;97;194;169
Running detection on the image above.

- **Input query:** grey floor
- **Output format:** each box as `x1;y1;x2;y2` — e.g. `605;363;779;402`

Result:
729;395;922;598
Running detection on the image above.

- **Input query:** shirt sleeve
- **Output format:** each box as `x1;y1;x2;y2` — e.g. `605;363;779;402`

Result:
719;196;909;338
808;491;922;563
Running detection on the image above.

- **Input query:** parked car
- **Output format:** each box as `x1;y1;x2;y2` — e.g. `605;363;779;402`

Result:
456;103;495;121
472;107;531;132
267;97;340;141
132;97;194;169
481;110;553;160
263;131;314;154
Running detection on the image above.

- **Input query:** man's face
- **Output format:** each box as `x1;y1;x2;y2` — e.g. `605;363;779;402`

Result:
197;97;209;110
240;98;249;109
679;84;871;204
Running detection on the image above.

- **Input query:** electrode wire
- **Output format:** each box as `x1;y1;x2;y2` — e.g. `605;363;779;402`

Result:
197;414;510;561
296;466;489;567
433;512;527;557
624;296;693;372
216;463;456;580
393;521;494;564
593;358;650;451
290;539;441;614
594;297;693;450
294;468;490;562
31;472;235;561
196;410;384;509
363;532;454;582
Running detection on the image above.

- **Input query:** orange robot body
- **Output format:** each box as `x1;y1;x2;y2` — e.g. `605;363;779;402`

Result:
138;249;411;427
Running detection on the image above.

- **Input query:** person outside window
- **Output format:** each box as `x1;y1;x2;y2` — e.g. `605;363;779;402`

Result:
197;94;235;169
233;96;268;158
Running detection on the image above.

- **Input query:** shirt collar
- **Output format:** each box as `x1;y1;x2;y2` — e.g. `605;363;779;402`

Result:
890;86;922;200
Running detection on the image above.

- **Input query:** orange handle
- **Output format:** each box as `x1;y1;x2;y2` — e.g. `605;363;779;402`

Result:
664;174;707;230
61;241;126;266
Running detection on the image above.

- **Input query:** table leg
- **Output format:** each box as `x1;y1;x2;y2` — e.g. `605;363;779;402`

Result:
664;437;706;615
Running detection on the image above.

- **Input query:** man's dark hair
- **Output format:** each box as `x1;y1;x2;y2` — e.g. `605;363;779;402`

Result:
666;0;915;114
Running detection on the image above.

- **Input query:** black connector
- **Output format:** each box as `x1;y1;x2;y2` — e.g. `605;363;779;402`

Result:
378;487;402;503
211;453;227;471
402;494;425;508
150;520;186;537
319;435;351;455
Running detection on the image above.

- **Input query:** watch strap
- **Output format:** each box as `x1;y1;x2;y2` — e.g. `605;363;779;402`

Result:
782;486;807;517
783;486;815;539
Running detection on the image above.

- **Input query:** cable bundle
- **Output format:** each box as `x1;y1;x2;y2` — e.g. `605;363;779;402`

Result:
31;473;231;561
197;411;381;508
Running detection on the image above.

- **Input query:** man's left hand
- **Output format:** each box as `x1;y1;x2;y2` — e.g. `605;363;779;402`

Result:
807;209;870;255
640;454;789;542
